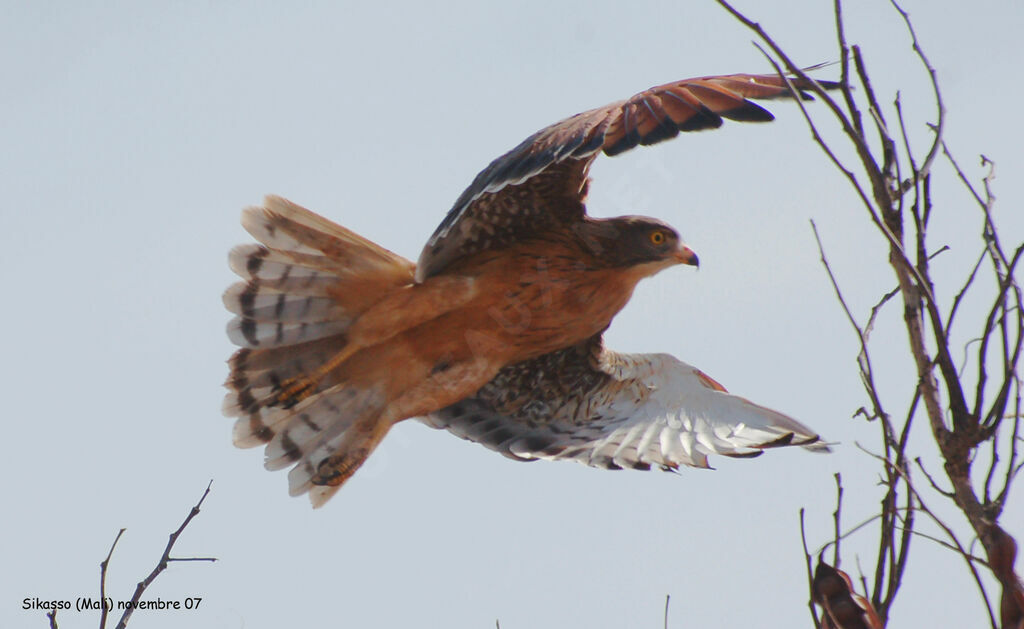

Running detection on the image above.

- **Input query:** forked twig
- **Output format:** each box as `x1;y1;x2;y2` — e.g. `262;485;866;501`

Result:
113;482;216;629
856;444;998;628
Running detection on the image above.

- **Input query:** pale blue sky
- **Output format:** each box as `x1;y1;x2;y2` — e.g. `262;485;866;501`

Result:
3;1;1021;627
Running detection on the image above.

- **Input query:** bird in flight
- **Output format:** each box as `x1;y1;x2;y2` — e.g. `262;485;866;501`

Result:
224;71;833;507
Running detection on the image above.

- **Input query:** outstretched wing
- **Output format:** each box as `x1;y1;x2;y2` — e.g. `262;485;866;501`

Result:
423;335;828;471
416;72;839;281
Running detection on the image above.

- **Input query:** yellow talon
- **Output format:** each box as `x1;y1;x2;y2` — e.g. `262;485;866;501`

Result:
273;344;362;408
274;378;316;408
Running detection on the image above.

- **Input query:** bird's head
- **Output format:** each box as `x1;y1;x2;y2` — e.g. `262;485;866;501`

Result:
580;216;698;275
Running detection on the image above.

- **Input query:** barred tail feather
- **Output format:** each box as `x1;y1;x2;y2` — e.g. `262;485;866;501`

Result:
226;317;352;349
242;196;416;280
223;283;350;323
224;196;416;505
228;245;351;297
260;384;385;471
225;337;349;399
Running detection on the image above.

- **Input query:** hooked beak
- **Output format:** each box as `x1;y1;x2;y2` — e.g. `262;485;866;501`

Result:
673;243;699;268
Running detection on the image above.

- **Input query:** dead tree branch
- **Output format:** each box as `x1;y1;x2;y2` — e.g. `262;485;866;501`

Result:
718;1;1023;626
45;482;217;629
113;481;216;629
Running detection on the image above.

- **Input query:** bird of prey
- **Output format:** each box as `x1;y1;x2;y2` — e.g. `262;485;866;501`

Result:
224;71;833;507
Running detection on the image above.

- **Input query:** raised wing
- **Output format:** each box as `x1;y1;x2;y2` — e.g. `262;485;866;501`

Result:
423;335;828;471
416;72;838;281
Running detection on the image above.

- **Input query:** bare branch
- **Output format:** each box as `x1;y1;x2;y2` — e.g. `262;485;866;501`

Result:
819;513;884;555
889;0;945;179
800;509;824;629
996;386;1023;509
858;444;998;627
975;246;1024;431
851;45;897;200
716;3;1021;625
727;5;945;314
915;457;954;499
832;473;843;567
810;221;889;424
114;482;216;629
734;10;962;445
832;0;862;139
99;528;126;629
947;251;990;342
940;142;989;210
825;504;989;567
984;427;1002;506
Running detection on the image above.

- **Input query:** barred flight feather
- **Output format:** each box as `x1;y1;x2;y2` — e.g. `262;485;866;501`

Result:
226;318;350;349
418;71;839;281
228;244;349;282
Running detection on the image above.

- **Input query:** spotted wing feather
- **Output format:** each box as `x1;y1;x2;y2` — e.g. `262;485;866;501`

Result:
424;335;828;471
416;71;840;281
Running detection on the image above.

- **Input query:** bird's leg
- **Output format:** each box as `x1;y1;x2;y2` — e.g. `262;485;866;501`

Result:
272;343;362;408
311;355;501;487
274;276;479;409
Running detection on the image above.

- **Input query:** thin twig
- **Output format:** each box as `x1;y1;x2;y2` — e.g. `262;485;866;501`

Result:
947;251;990;342
819;513;884;555
857;444;998;627
99;528;126;629
810;221;889;424
832;0;861;138
889;478;916;615
996;380;1023;509
893;93;919;202
975;246;1024;430
984;428;1001;506
940;142;988;210
723;2;942;314
799;509;823;629
980;249;1024;432
820;504;987;566
865;287;900;339
114;481;216;629
915;458;954;498
832;474;843;567
851;45;897;206
889;0;945;179
897;526;986;565
855;555;870;603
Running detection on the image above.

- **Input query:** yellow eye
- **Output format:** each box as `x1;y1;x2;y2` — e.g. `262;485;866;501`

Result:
650;230;666;245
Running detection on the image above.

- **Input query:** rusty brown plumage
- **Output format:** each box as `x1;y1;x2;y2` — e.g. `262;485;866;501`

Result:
224;70;835;506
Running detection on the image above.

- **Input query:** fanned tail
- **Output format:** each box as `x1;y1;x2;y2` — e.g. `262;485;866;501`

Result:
223;196;415;506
